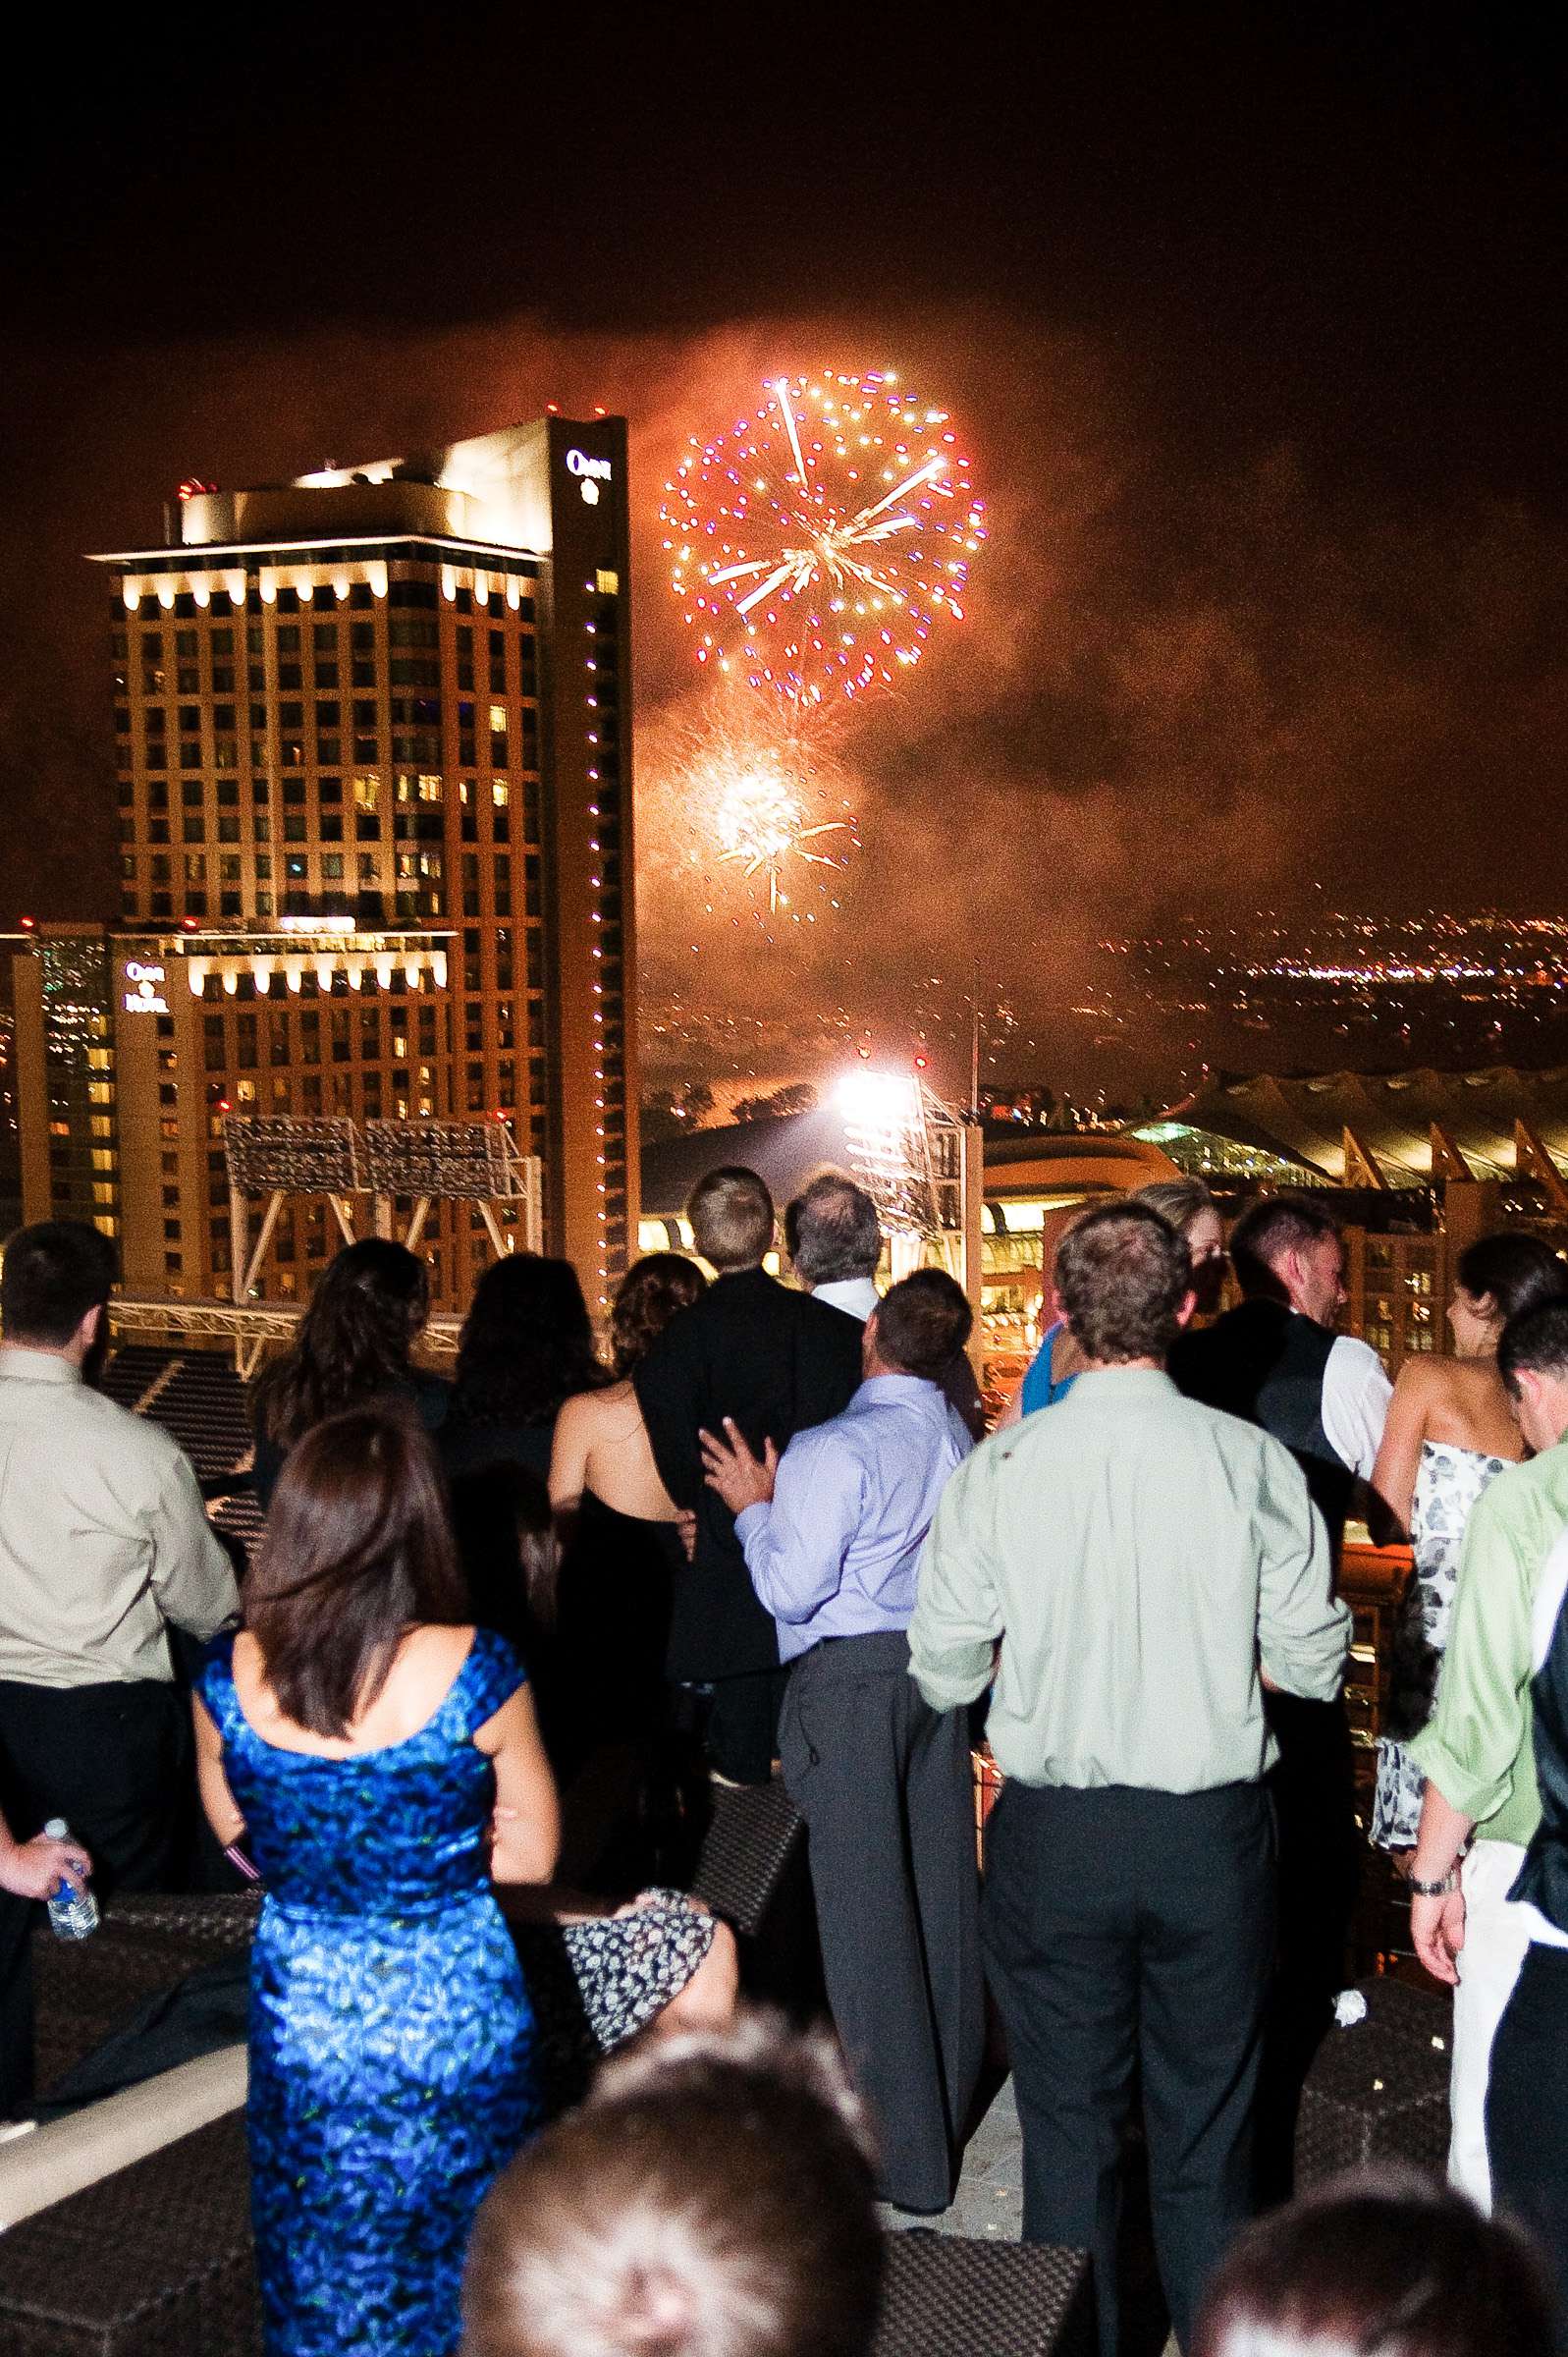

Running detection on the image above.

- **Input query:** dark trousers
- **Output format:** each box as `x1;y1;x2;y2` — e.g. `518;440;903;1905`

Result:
984;1780;1274;2357
779;1632;985;2213
1489;1943;1568;2350
1259;1688;1359;2202
0;1678;189;2114
704;1665;787;1784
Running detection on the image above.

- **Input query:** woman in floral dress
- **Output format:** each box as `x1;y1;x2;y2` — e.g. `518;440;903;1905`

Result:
1371;1233;1567;1849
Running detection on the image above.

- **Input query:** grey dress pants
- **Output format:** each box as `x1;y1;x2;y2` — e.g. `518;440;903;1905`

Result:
779;1629;985;2212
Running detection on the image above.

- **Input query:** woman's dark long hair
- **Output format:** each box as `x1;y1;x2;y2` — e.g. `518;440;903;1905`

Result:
251;1239;430;1452
1456;1232;1568;1328
609;1252;707;1378
244;1405;467;1738
449;1461;561;1653
451;1254;607;1429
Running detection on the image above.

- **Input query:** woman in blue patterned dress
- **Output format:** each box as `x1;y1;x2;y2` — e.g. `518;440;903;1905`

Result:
192;1405;558;2357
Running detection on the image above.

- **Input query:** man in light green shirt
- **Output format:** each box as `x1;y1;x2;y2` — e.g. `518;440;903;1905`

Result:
910;1203;1349;2357
1407;1298;1568;2211
912;1375;1350;1794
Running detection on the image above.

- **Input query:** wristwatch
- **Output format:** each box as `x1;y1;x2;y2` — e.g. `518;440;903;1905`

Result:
1407;1869;1457;1897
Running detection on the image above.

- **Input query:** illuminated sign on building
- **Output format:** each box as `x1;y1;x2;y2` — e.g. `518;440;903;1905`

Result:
567;447;612;506
123;960;169;1014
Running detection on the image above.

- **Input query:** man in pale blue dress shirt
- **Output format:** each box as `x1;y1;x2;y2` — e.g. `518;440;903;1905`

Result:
700;1269;984;2214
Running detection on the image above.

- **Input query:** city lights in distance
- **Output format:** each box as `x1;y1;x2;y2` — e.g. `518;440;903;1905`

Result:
662;369;985;708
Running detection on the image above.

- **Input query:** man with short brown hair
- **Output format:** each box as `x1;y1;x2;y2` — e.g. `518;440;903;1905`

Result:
635;1169;863;1783
911;1202;1349;2355
464;2013;884;2357
688;1166;778;1276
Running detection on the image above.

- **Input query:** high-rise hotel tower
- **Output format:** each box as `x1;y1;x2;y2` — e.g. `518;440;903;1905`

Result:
27;419;636;1312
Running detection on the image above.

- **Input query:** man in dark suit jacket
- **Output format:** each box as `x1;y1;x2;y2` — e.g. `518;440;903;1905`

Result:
634;1166;864;1782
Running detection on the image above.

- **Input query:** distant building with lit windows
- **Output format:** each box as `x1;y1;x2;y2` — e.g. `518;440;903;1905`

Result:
17;418;637;1312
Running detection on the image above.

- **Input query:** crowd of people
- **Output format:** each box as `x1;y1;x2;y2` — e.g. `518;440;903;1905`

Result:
1;1166;1567;2355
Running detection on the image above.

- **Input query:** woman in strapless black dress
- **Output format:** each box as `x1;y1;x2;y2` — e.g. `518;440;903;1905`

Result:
547;1258;706;1786
440;1253;732;2076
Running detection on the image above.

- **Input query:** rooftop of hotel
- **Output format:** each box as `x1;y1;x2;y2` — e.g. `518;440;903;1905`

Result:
87;416;617;565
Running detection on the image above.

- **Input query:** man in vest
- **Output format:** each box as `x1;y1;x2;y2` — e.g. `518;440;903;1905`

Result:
1169;1193;1391;2193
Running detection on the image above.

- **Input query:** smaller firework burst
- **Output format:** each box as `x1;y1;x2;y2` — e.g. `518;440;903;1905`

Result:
710;762;848;912
648;693;861;941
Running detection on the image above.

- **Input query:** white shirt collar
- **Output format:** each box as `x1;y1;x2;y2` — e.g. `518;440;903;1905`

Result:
812;1277;880;1322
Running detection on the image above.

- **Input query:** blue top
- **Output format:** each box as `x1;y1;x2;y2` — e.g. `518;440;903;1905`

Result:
197;1624;525;1920
197;1624;539;2357
1018;1317;1080;1417
734;1373;973;1662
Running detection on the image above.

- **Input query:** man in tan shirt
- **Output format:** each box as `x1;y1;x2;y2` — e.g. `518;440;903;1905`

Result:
0;1221;237;2114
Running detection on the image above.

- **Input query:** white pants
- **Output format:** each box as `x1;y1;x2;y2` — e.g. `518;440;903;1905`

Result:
1449;1837;1532;2211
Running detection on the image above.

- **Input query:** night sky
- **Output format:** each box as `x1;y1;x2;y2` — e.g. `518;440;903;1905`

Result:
5;9;1565;1093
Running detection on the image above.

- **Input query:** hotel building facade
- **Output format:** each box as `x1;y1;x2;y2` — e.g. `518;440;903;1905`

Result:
12;418;637;1313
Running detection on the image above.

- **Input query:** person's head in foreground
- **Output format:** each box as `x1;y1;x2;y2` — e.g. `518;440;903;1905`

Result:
1498;1294;1568;1458
1053;1200;1193;1366
1190;2168;1557;2357
462;2011;885;2357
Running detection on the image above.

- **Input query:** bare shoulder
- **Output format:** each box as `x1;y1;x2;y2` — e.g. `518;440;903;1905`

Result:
1406;1354;1522;1457
559;1381;637;1444
1439;1353;1521;1423
1389;1354;1443;1406
1444;1354;1504;1396
554;1387;598;1437
1411;1353;1497;1415
401;1621;476;1682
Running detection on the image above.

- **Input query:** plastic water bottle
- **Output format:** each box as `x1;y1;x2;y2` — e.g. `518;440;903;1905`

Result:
42;1819;98;1941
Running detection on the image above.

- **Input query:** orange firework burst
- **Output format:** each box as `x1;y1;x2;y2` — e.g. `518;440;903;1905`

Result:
662;369;985;709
